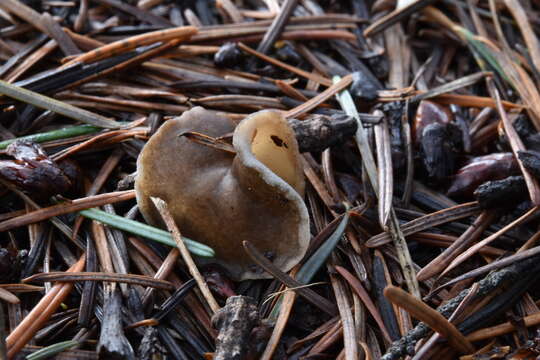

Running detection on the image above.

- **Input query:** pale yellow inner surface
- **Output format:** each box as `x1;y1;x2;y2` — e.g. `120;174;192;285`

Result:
251;123;297;188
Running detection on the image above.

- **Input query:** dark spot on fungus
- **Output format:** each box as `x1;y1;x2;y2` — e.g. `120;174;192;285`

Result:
271;135;288;148
263;251;275;262
248;264;264;274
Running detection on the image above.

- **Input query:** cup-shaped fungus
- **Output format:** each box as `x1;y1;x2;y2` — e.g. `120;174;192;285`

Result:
135;107;310;280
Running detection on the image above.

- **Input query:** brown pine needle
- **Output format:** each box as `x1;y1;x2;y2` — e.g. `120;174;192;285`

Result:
0;288;19;304
0;190;135;233
335;266;392;343
285;74;353;119
384;285;475;355
64;26;198;66
441;206;540;278
7;256;85;358
431;93;524;109
467;310;540;342
151;197;220;314
367;202;481;247
23;271;175;290
417;211;495;281
237;42;333;86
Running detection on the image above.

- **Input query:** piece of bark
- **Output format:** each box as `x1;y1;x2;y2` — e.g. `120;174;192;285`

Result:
351;70;380;102
420;122;462;181
138;326;159;360
518;150;540;179
212;295;259;360
474;176;527;209
289;113;358;153
97;289;135;359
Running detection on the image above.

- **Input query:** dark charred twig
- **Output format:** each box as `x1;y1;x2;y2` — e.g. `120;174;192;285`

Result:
78;238;97;328
489;78;540;205
518;150;540;179
456;265;540;335
94;0;172;27
363;0;440;37
436;248;540;291
153;279;196;322
255;0;298;55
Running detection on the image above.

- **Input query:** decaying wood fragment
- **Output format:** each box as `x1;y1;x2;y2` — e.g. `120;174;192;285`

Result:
289;113;357;153
97;289;135;360
212;295;260;360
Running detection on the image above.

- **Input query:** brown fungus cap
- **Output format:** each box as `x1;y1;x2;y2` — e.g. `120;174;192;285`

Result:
135;107;310;280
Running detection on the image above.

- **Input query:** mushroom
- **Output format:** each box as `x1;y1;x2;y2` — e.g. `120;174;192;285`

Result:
135;107;310;280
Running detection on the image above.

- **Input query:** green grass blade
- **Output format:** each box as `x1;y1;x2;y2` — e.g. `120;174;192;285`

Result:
269;211;350;320
296;211;350;284
26;340;78;360
0;124;101;150
457;28;511;85
79;208;215;258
